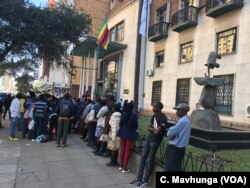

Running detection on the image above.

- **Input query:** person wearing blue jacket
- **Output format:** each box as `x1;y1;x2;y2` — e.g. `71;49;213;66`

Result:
117;100;138;173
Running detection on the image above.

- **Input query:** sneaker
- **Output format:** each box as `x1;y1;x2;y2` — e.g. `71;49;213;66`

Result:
31;139;35;142
129;179;140;185
56;144;61;147
61;144;69;148
121;169;130;173
13;137;19;141
136;180;148;188
119;167;122;171
9;136;14;141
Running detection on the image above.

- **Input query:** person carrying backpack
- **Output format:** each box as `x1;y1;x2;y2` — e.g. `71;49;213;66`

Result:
55;93;74;147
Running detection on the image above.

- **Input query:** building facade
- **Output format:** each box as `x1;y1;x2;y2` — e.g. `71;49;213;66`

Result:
143;0;250;127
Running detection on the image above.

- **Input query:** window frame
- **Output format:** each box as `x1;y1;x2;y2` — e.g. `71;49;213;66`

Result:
151;81;162;106
214;74;234;115
176;78;190;106
109;21;124;42
155;50;165;68
216;27;237;56
180;41;193;64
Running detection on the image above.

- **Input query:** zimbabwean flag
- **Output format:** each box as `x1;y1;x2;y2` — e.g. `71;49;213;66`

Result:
97;18;109;50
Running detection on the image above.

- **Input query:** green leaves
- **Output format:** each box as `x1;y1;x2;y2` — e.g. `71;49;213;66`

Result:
0;0;91;89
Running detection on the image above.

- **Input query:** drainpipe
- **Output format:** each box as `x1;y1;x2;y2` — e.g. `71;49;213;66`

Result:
134;0;143;115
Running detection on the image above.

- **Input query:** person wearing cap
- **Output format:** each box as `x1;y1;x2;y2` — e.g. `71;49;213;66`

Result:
164;103;192;171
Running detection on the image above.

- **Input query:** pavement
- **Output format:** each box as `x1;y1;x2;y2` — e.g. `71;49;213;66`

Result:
0;118;152;188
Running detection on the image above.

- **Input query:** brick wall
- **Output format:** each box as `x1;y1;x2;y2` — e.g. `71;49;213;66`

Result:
199;0;207;7
74;0;110;36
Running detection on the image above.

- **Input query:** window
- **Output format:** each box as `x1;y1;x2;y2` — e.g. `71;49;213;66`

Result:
116;22;124;41
111;0;115;9
180;0;194;8
151;81;162;105
217;27;237;56
155;51;164;68
110;21;124;42
176;78;190;105
180;41;193;63
156;4;169;22
214;74;234;115
110;28;116;42
104;60;118;98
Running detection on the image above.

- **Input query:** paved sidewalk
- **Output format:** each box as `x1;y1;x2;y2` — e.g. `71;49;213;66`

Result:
0;119;152;188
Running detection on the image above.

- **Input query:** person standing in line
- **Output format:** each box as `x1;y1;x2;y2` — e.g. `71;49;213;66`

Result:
9;93;22;141
32;94;48;140
106;103;121;167
164;103;192;171
130;102;168;188
18;94;25;131
117;100;138;173
3;93;12;120
55;93;74;147
0;97;4;128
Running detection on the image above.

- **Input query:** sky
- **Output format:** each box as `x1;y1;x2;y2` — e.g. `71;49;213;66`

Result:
29;0;48;7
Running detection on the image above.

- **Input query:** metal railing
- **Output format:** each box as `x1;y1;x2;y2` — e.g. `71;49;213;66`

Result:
171;6;198;29
132;131;227;172
206;0;243;11
148;22;168;41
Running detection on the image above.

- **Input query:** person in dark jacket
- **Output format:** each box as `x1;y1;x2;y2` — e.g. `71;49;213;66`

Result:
117;100;138;173
0;98;4;128
55;93;74;147
32;94;48;140
3;94;12;120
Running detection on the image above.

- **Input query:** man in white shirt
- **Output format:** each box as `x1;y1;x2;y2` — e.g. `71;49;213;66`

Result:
9;93;22;141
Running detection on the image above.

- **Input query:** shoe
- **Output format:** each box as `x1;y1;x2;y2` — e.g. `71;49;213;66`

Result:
129;179;140;185
106;162;118;167
61;144;69;148
119;167;122;171
13;137;19;141
122;169;130;173
31;139;35;142
136;180;148;188
9;136;19;141
94;152;103;156
56;144;61;147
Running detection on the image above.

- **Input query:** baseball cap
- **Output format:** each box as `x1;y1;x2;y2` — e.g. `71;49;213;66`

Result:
173;103;190;111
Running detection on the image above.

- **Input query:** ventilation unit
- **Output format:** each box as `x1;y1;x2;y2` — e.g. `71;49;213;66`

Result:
245;104;250;117
146;70;154;77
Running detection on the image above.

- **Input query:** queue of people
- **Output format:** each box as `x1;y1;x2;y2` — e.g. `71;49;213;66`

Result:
0;91;192;188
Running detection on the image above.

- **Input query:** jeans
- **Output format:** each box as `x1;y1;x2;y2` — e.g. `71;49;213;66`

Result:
164;144;185;171
137;139;160;183
10;117;19;137
33;116;47;139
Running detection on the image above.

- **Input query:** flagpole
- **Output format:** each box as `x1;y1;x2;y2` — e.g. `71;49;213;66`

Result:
138;0;150;112
91;45;99;100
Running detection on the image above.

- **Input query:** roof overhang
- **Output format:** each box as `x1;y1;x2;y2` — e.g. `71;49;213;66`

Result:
71;35;127;59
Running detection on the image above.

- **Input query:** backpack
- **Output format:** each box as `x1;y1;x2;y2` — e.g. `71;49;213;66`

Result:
60;100;71;117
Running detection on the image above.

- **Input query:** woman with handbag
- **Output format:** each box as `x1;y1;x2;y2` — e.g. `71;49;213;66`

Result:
106;103;121;167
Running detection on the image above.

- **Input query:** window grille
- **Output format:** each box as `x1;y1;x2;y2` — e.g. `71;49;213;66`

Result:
151;81;162;105
176;78;190;105
214;74;234;115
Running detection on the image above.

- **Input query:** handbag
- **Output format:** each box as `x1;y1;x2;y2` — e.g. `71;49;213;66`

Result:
85;105;96;123
99;133;108;142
